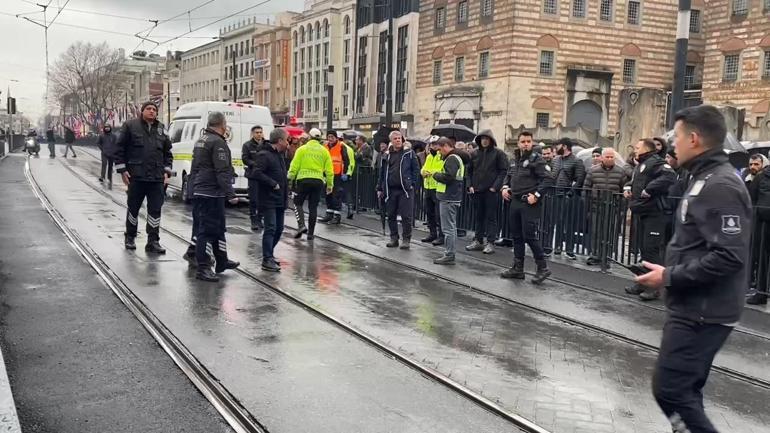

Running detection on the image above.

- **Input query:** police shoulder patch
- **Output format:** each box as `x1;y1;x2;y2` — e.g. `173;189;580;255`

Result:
545;165;552;172
721;215;741;235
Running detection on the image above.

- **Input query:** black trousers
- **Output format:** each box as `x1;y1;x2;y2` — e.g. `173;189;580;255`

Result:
473;190;499;242
125;181;164;241
386;187;414;240
100;154;113;182
637;213;667;264
193;197;228;268
294;178;325;235
653;317;732;433
248;179;262;220
424;189;443;238
325;175;345;213
553;194;580;253
509;198;545;261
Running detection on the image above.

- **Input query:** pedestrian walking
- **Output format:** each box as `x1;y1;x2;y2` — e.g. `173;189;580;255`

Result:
500;131;553;284
288;128;334;241
318;130;350;225
637;105;751;433
466;129;508;255
552;138;586;259
624;138;676;301
97;125;118;186
377;130;419;249
243;125;267;231
253;127;290;272
63;126;76;158
189;112;240;281
420;136;444;245
583;148;628;266
432;138;465;265
46;127;55;158
114;102;173;253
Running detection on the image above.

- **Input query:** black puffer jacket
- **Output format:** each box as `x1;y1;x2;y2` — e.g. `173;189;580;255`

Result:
191;128;235;199
626;152;676;215
553;153;586;190
469;130;509;191
253;143;288;209
242;138;266;179
114;118;173;182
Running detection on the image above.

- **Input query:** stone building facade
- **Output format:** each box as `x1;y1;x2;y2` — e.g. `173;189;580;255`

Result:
180;41;222;105
414;0;708;143
253;13;298;124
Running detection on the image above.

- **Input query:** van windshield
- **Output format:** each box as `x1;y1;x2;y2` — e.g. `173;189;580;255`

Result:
168;119;200;144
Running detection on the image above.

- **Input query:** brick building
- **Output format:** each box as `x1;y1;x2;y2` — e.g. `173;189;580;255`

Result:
413;0;708;143
702;0;770;136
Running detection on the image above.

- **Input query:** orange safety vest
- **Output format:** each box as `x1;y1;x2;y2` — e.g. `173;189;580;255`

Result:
327;143;344;175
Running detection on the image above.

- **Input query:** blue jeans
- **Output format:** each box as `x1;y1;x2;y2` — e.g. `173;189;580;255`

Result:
439;201;460;257
262;207;285;260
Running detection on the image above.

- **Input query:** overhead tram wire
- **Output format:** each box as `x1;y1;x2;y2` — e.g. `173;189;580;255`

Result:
131;0;219;54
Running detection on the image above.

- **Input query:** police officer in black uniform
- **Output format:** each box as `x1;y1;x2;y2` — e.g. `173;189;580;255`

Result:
500;131;553;284
624;138;676;301
242;125;267;231
190;112;240;282
115;102;173;253
637;105;751;433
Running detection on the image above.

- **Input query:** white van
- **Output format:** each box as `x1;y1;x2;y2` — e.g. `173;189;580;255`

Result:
166;101;274;201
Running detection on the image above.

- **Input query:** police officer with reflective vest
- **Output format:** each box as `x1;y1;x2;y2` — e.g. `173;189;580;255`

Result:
624;138;676;301
288;128;334;241
190;112;240;282
500;131;553;284
115;101;173;253
637;105;751;433
319;130;350;225
420;136;444;245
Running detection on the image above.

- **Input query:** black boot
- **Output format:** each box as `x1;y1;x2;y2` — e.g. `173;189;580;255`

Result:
250;215;262;231
215;259;240;274
399;238;411;250
421;233;437;243
196;268;220;282
294;227;308;239
331;213;342;225
183;248;197;267
386;238;399;248
318;212;333;223
747;292;768;305
124;235;136;250
531;260;551;285
501;258;525;279
494;238;512;247
145;240;167;255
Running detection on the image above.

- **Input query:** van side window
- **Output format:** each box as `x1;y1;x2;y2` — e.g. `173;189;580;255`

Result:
169;122;184;144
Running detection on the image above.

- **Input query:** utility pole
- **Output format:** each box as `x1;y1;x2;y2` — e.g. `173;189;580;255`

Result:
326;65;334;131
18;4;51;130
670;0;691;127
232;49;237;102
384;0;394;129
167;81;172;125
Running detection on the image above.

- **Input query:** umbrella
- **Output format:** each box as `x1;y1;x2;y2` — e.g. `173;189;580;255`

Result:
407;137;427;151
430;123;476;143
575;147;627;170
373;125;397;149
284;126;305;138
342;130;365;141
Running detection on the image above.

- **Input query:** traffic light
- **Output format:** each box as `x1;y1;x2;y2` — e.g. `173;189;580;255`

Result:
7;97;16;115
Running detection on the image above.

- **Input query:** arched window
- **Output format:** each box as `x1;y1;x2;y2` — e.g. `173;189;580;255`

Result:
315;22;321;40
307;24;313;41
323;19;329;38
300;27;305;44
344;16;351;35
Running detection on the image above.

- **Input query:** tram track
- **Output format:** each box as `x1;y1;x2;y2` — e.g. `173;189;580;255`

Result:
70;147;770;393
51;149;549;432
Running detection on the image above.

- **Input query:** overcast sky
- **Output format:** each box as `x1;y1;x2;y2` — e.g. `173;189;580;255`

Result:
0;0;304;122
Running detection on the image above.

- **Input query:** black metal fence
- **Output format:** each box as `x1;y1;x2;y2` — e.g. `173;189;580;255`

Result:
348;165;770;295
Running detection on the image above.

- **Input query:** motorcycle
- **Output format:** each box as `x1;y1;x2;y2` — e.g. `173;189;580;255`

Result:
25;137;40;157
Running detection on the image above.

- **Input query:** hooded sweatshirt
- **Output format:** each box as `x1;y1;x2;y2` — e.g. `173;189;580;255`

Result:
469;129;509;191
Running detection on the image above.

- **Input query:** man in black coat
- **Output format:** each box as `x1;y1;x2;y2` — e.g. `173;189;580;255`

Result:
190;112;240;282
624;138;676;301
114;101;173;253
552;138;586;259
46;127;56;158
638;105;751;433
97;125;118;186
253;127;290;272
747;156;770;305
63;126;77;158
242;125;267;231
466;129;508;255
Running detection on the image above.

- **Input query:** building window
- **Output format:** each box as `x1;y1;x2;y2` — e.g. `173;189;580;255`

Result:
343;67;350;91
344;16;351;34
293;77;297;96
316;44;321;67
627;0;641;24
732;0;748;16
457;1;469;24
572;0;586;18
478;51;490;78
539;50;554;76
308;46;313;67
300;48;305;69
324;19;329;38
322;96;327;116
376;31;388;112
623;58;636;84
536;113;550;127
315;22;321;40
315;71;320;93
543;0;557;15
763;51;770;79
765;0;770;12
454;57;465;81
356;36;368;112
395;25;408;112
293;52;297;72
344;40;350;63
433;60;442;85
343;95;349;116
481;0;493;17
723;54;740;82
300;27;305;44
314;98;319;112
306;98;311;113
435;7;446;31
307;72;312;93
685;64;696;89
689;9;701;33
323;42;329;65
600;0;613;21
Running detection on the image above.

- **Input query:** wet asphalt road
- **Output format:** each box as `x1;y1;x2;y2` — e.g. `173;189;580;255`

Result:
0;154;234;433
32;147;770;433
